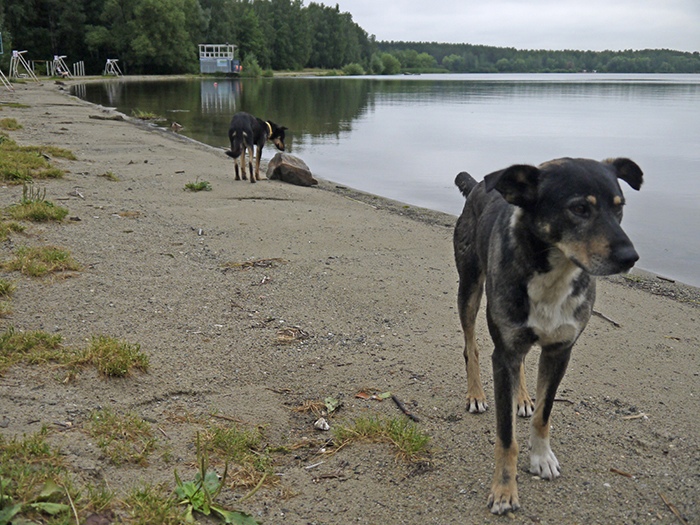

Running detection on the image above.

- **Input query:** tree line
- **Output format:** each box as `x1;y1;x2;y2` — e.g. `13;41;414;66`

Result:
1;0;698;75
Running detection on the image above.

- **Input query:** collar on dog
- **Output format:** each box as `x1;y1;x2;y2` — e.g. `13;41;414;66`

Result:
266;121;273;137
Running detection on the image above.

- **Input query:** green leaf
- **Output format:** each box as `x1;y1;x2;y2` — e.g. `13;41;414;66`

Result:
211;505;260;525
37;480;63;499
324;396;340;413
377;391;392;400
202;470;222;494
27;502;70;515
0;503;23;524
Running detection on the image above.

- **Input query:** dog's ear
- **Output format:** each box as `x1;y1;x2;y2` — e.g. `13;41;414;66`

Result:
605;158;643;191
484;164;540;209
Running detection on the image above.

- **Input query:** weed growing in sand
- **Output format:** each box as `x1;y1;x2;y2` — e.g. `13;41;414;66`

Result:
174;434;260;524
131;108;163;120
184;178;212;192
3;245;81;277
0;279;16;318
0;102;30;109
87;407;157;466
0;220;24;241
99;170;119;181
333;416;430;462
0;133;74;183
6;183;69;222
0;327;65;375
0;117;22;130
0;427;76;523
124;484;186;525
201;424;274;488
0;278;15;298
79;334;150;377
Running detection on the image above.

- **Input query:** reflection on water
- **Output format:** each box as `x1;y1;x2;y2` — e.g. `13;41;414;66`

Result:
73;74;700;286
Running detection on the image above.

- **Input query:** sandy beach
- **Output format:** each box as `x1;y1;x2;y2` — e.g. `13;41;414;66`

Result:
0;79;698;524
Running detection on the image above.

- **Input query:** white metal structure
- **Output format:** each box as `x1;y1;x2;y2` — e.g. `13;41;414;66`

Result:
104;58;122;76
9;50;39;81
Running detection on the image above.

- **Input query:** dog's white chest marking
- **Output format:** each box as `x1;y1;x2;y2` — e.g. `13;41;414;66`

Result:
527;255;586;346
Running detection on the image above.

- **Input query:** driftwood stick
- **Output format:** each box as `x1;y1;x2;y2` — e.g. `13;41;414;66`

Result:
592;309;621;327
659;492;688;524
391;395;420;422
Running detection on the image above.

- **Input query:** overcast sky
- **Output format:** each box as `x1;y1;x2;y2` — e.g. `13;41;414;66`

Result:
333;0;700;53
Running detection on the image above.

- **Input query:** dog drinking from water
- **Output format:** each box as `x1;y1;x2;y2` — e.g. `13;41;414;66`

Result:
226;112;286;183
453;157;643;514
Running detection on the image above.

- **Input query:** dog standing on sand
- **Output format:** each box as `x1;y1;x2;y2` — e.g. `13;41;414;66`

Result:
453;157;643;514
226;111;286;183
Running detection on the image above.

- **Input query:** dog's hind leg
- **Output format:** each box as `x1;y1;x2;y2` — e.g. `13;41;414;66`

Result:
458;266;487;413
247;145;255;183
529;343;572;480
254;145;263;181
517;363;534;417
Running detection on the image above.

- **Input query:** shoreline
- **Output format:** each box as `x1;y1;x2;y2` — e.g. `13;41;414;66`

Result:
64;75;699;302
1;80;698;524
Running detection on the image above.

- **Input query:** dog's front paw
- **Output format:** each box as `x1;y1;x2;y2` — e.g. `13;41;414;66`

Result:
488;485;520;515
529;440;560;480
466;395;488;413
517;398;534;417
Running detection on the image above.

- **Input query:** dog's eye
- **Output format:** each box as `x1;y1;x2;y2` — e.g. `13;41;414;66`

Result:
569;203;590;218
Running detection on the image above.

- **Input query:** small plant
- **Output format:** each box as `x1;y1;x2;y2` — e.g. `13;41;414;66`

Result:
0;279;16;319
0;134;74;183
333;416;431;462
87;407;157;466
79;334;149;377
0;428;74;523
0;279;15;298
99;171;119;181
0;117;22;130
0;326;65;375
175;434;260;524
0;220;25;241
3;245;81;277
184;178;212;192
131;108;163;120
124;484;186;525
6;183;69;222
201;424;273;488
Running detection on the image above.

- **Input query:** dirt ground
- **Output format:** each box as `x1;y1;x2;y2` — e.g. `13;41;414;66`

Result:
0;80;698;525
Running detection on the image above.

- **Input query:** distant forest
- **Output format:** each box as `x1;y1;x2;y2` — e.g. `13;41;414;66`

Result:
1;0;699;75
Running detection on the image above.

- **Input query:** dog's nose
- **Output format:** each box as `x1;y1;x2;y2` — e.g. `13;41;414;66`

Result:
611;244;639;270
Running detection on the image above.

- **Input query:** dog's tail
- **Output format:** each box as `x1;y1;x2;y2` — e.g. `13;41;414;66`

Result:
455;171;478;198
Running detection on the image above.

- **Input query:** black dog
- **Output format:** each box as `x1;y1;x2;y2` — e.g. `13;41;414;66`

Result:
226;112;286;183
453;157;643;514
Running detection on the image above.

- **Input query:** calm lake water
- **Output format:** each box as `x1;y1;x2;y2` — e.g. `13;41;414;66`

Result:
74;74;700;287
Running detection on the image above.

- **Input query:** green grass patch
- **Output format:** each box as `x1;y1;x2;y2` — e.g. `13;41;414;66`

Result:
0;133;74;183
99;171;119;181
0;220;25;241
124;484;186;525
333;415;430;462
0;117;22;130
0;327;149;379
201;424;273;488
0;427;76;523
87;407;157;466
2;245;81;277
0;102;30;109
5;183;69;223
184;178;212;192
0;326;65;374
131;108;164;120
78;334;150;377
